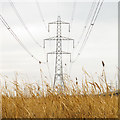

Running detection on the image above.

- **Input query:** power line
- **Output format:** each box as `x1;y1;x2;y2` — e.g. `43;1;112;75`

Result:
9;0;43;48
0;14;42;63
10;0;52;82
72;0;104;63
75;0;97;48
79;0;104;54
68;1;76;39
67;1;76;38
73;0;104;63
68;0;76;75
35;0;48;32
35;0;53;81
69;0;98;75
1;3;52;85
92;0;104;25
67;0;76;61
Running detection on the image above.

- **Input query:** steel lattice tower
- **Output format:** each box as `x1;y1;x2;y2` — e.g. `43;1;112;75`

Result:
44;16;74;89
54;16;63;88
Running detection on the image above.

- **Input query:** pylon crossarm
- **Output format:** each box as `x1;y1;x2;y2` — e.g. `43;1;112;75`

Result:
61;36;74;48
62;52;71;62
48;21;69;24
44;36;57;40
47;51;56;62
43;37;57;48
60;22;70;32
48;21;70;32
61;36;73;40
49;22;57;24
47;51;71;62
60;21;70;24
47;51;56;54
48;22;57;32
44;36;74;48
62;51;71;54
44;36;73;40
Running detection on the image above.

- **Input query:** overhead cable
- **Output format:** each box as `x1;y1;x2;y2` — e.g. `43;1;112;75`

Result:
0;14;43;63
9;0;43;48
72;0;104;63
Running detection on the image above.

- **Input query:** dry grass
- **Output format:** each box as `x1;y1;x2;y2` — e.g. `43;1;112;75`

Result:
2;94;118;118
1;67;119;118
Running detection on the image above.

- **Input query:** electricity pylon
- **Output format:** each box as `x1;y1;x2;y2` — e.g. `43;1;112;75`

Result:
44;16;74;89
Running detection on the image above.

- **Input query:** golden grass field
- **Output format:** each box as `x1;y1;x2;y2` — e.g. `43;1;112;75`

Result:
1;67;119;118
2;93;118;118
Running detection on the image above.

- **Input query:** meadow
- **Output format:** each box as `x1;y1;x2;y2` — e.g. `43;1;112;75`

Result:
1;66;119;118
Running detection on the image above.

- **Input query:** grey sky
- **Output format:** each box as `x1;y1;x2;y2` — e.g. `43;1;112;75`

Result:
0;1;118;88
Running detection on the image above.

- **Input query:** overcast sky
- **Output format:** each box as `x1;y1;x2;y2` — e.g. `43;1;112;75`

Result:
0;0;118;89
